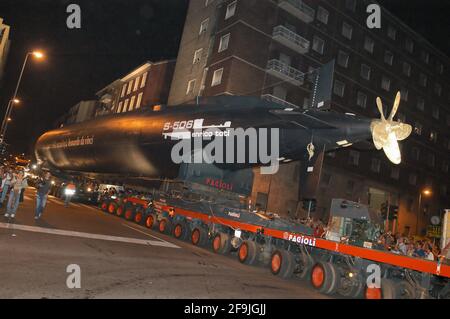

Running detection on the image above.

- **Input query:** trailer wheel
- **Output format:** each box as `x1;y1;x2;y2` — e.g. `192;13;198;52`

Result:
158;218;172;234
212;233;232;255
337;275;364;298
134;210;144;224
145;214;156;229
238;240;259;265
191;227;207;246
173;221;189;241
394;281;416;299
270;250;295;279
108;202;118;214
310;262;339;295
124;207;135;221
100;201;109;212
365;278;396;299
116;205;124;217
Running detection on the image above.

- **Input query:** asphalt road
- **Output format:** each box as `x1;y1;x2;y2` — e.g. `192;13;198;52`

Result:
0;187;330;299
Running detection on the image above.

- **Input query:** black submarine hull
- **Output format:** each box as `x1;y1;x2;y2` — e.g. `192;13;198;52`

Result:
35;97;372;179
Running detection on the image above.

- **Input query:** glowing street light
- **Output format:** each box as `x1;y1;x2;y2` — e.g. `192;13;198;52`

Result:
1;49;46;141
416;188;433;235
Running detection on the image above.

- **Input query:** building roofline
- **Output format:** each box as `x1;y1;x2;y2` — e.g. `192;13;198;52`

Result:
121;59;176;82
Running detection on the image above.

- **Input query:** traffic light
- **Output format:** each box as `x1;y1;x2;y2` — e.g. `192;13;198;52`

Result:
302;199;317;212
380;202;388;219
389;205;399;220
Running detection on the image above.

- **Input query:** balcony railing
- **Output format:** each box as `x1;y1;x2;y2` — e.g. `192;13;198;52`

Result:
272;25;310;54
266;59;305;86
278;0;315;23
262;94;300;109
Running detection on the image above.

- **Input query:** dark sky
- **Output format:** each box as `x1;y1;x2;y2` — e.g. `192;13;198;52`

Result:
0;0;448;156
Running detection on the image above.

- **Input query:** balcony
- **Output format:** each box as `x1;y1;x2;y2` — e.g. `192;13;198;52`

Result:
266;59;305;86
272;25;310;54
261;94;300;109
278;0;315;23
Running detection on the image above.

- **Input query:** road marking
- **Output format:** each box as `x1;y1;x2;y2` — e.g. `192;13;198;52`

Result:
122;222;175;245
0;222;180;249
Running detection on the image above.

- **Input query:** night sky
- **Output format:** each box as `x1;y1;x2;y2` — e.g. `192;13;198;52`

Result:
0;0;448;156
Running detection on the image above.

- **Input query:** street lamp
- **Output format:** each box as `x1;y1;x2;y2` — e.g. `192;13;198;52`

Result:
0;50;45;142
416;188;432;235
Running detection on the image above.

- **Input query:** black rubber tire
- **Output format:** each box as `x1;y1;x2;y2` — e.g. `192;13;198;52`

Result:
158;218;172;234
394;280;416;299
173;221;189;241
191;227;208;246
124;206;136;221
310;262;339;295
212;233;232;255
337;275;364;298
108;202;118;214
100;200;109;212
144;214;157;229
270;250;295;279
238;240;260;265
380;278;396;299
133;209;145;224
116;205;125;217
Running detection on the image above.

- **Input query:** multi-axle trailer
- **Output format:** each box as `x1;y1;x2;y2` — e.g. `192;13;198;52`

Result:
99;191;450;299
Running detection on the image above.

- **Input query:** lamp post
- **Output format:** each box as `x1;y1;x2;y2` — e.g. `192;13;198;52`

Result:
0;50;44;142
416;188;432;236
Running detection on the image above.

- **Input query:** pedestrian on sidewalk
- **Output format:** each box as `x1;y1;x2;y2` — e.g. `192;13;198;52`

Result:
35;171;52;219
0;167;14;207
5;170;28;219
64;180;76;207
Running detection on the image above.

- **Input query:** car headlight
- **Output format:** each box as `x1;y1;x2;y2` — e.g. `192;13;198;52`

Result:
65;189;76;195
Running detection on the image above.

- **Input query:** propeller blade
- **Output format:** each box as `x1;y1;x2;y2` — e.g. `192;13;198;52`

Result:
382;132;401;165
371;121;387;150
376;97;386;121
388;91;401;121
393;123;412;141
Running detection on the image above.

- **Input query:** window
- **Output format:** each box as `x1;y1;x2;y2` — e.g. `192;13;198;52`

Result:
419;73;427;87
432;106;439;119
437;62;444;74
434;83;442;96
337;50;349;68
421;51;430;64
405;38;414;53
387;26;397;40
429;131;438;143
381;76;391;91
117;101;123;113
199;18;209;35
121;84;127;97
225;1;237;20
133;76;140;91
317;6;329;24
312;36;325;54
391;167;400;180
218;33;230;52
400;88;408;101
384;51;394;65
123;99;129;113
140;72;148;88
371;158;381;173
360;64;371;80
414;122;422;135
211;68;223;86
411;147;420;161
409;174;417;186
186;79;196;95
129;95;136;111
136;92;143;108
333;80;345;97
345;0;356;11
417;98;425;111
364;37;374;53
193;48;203;64
348;150;360;166
127;80;133;95
356;91;367;108
342;22;353;40
402;62;411;77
